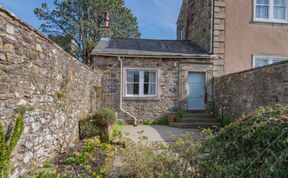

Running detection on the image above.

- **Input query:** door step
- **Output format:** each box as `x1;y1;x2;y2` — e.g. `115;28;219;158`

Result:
176;118;218;123
170;112;221;129
169;122;221;129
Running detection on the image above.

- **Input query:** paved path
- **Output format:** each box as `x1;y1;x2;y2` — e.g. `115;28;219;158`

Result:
122;125;205;143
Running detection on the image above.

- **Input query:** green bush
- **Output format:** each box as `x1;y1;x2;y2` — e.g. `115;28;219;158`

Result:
119;132;201;178
79;119;103;140
91;108;117;126
113;120;123;138
216;115;230;126
143;117;168;125
79;109;117;140
199;104;288;177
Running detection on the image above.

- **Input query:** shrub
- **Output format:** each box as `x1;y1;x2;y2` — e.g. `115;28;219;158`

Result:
91;108;117;126
143;117;168;125
216;115;230;126
118;132;201;178
113;120;123;138
199;104;288;177
79;109;117;140
0;106;30;178
79;119;103;140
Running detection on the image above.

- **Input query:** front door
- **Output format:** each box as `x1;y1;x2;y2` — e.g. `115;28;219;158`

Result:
187;72;205;110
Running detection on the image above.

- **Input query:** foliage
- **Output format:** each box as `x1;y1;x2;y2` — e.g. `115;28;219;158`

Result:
0;106;30;178
119;132;201;178
199;104;288;178
113;120;123;138
91;108;117;126
216;114;230;126
143;117;169;125
34;138;115;177
143;109;188;125
34;0;141;63
79;109;116;140
79;118;103;140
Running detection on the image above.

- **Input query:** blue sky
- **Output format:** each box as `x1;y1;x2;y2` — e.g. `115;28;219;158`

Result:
0;0;182;39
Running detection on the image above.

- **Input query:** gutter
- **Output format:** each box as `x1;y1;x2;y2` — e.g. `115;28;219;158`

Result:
117;56;138;126
209;0;215;54
92;53;210;59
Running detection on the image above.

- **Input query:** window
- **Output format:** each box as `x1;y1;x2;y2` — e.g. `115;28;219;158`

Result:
253;55;288;68
254;0;288;22
179;27;184;40
126;69;157;97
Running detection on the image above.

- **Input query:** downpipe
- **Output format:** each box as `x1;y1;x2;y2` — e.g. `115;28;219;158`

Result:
117;56;138;126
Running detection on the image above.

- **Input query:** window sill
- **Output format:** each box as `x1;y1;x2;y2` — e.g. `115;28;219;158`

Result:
123;96;160;101
252;19;288;25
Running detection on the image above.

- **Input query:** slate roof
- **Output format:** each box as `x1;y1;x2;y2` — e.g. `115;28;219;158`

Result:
91;38;209;57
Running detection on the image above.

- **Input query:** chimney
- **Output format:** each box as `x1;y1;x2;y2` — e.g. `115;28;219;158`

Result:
101;11;111;38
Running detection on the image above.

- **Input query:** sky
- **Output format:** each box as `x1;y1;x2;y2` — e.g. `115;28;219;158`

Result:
0;0;183;40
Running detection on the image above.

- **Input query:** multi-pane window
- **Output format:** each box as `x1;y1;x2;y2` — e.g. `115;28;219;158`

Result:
255;0;288;22
126;70;157;97
253;55;288;68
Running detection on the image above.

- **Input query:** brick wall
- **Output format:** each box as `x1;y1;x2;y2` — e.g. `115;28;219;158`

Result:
0;7;99;177
214;61;288;120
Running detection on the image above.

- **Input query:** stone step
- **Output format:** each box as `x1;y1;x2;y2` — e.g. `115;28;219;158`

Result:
182;113;214;118
169;122;222;129
176;118;218;123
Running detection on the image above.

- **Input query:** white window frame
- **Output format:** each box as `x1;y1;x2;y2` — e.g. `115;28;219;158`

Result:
253;0;288;23
252;54;288;68
124;68;159;98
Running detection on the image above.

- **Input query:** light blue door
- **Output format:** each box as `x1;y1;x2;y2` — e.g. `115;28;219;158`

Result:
187;72;205;110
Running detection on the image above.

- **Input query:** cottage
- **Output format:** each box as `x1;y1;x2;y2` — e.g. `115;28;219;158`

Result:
91;13;221;124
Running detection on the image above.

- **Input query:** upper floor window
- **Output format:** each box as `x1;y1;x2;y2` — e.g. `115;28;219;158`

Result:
253;55;288;68
254;0;288;22
179;27;185;40
125;69;158;97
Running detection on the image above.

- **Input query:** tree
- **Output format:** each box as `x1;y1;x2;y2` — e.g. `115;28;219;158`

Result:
34;0;141;63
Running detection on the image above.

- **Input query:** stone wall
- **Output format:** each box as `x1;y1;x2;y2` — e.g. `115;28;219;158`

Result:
92;56;212;122
214;61;288;120
177;0;225;76
177;0;211;52
0;7;99;177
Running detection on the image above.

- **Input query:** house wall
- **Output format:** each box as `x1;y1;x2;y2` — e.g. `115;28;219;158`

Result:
224;0;288;74
177;0;225;77
92;56;212;122
177;0;211;52
0;8;99;177
214;61;288;120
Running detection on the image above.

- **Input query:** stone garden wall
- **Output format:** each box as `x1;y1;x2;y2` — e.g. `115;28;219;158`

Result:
0;7;99;177
214;61;288;120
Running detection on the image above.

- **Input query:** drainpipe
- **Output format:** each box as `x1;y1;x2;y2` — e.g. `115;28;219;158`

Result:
209;0;215;54
178;63;182;108
117;56;138;126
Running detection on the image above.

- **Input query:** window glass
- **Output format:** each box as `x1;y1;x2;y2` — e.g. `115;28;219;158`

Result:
254;56;287;68
126;70;157;97
256;0;270;19
273;0;286;20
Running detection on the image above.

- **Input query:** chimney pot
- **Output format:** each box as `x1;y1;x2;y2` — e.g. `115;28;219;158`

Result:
101;11;111;38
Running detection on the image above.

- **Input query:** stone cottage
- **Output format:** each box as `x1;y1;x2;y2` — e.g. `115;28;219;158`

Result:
91;13;222;124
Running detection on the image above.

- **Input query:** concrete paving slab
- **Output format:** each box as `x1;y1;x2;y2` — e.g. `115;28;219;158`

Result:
122;125;205;143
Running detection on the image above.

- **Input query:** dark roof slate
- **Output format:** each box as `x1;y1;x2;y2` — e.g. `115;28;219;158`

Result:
91;38;209;57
